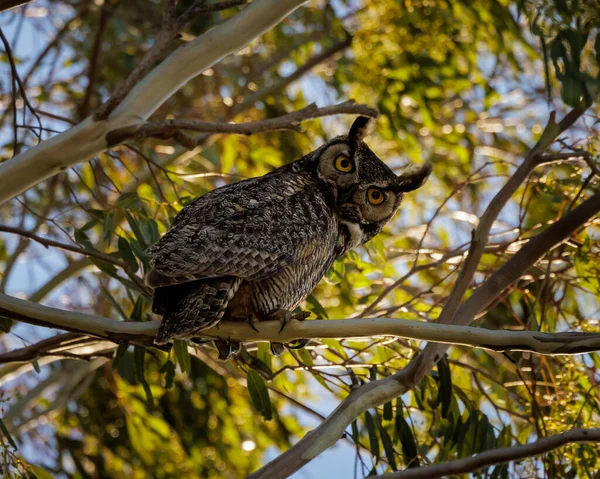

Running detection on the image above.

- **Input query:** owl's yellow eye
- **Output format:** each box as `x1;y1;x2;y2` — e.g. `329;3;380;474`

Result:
367;188;385;205
334;155;353;173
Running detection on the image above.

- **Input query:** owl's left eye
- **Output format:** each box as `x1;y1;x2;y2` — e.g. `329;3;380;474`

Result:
367;188;385;205
334;155;354;173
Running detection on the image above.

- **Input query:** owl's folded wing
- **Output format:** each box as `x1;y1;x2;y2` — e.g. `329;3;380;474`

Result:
145;207;298;288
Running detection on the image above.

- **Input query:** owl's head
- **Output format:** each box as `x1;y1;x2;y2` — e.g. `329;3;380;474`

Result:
305;116;431;247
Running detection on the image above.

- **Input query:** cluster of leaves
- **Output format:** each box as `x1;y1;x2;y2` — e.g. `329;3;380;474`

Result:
524;0;600;107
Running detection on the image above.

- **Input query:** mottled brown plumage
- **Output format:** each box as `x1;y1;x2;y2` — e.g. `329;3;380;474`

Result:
146;116;431;356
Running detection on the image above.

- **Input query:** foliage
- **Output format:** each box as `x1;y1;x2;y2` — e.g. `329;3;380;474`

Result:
0;0;599;477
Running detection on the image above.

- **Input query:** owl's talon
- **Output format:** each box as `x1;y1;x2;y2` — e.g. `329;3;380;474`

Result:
214;339;241;360
248;314;260;332
266;309;293;333
270;342;285;356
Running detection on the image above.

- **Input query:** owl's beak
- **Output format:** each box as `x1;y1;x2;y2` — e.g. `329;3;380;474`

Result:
337;186;357;205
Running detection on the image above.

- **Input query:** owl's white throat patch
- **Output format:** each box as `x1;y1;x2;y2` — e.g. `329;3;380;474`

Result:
340;220;364;249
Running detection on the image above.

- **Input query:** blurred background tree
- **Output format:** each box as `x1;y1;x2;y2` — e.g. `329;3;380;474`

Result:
0;0;599;477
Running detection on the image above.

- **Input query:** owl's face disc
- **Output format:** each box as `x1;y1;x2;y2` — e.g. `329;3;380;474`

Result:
311;117;431;246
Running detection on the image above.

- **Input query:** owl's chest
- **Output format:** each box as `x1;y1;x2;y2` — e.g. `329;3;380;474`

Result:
226;213;342;319
248;241;339;315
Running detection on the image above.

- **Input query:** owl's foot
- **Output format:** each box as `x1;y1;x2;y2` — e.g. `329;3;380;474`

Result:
214;339;241;360
270;342;285;356
267;309;311;333
247;313;260;333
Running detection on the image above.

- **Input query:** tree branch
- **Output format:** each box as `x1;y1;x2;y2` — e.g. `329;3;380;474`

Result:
0;0;307;207
233;35;352;114
0;333;86;364
106;101;378;146
3;291;600;362
0;0;31;12
378;428;600;479
78;0;114;119
433;108;585;329
402;186;600;387
249;163;600;478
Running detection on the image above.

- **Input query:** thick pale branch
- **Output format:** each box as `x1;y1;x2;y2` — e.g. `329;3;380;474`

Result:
3;293;600;359
0;0;307;206
250;374;407;479
379;428;600;479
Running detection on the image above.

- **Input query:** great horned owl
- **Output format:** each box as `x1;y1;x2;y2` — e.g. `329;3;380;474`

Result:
146;117;431;358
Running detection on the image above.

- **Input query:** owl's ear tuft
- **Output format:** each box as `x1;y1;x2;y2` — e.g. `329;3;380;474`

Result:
348;116;376;145
392;163;432;193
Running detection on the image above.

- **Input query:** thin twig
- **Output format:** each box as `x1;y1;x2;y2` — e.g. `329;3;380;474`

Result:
0;224;149;295
79;0;115;119
0;27;43;148
0;333;86;364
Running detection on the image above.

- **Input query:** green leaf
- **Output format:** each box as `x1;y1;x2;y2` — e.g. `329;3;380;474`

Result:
305;294;329;319
129;295;145;322
395;401;419;468
325;258;346;284
574;238;600;293
0;316;13;332
134;346;154;408
383;400;393;421
117;192;145;211
173;340;191;374
160;360;176;389
437;355;452;418
497;426;512;449
297;348;313;367
0;415;17;449
321;338;347;359
377;415;397;471
118;236;139;273
112;343;129;370
140;218;160;246
126;211;149;249
103;211;116;242
256;342;272;371
91;257;120;278
247;370;272;420
32;359;40;374
351;419;360;443
364;410;380;462
28;465;54;479
242;349;273;377
100;285;128;320
74;228;94;250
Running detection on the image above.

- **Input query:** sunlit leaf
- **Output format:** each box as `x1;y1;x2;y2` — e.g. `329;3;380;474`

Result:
247;370;272;420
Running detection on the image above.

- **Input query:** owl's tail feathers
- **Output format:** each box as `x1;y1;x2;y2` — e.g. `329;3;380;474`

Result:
153;277;241;346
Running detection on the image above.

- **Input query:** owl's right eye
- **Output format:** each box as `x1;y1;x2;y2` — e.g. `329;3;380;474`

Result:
334;155;354;173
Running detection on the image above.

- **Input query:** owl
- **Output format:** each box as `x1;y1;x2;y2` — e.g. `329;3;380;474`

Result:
145;116;431;358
